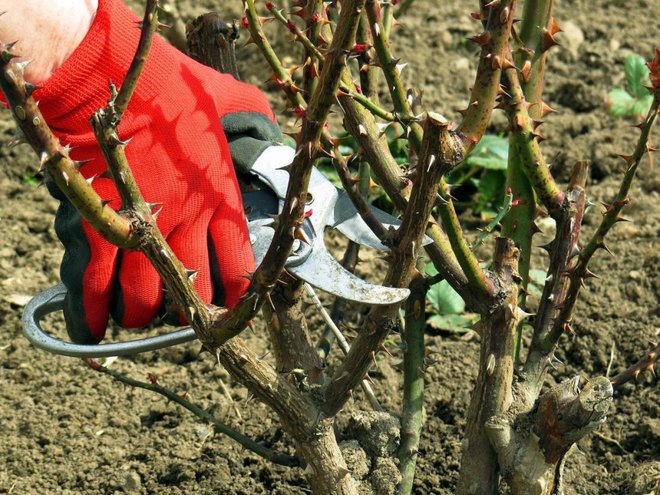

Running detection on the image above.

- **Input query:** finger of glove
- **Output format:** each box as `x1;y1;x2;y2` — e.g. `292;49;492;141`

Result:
167;220;214;311
208;200;254;309
54;197;119;344
111;250;164;328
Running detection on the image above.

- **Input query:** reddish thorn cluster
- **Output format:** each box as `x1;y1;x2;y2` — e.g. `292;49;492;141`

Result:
294;107;306;118
265;1;273;10
352;44;370;55
647;48;660;90
287;20;296;33
310;13;321;24
511;199;521;207
241;16;249;29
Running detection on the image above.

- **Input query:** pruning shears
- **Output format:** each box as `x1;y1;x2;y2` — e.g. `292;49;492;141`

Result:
23;146;412;358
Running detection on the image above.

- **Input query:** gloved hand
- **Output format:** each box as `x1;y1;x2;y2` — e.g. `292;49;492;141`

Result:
32;0;284;344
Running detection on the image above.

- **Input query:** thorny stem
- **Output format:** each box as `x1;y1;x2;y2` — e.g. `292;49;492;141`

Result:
82;358;299;467
364;0;422;148
436;181;496;298
398;273;427;495
323;113;464;416
338;94;490;311
0;49;135;248
502;0;553;318
458;0;517;152
365;0;494;302
267;3;396;122
327;133;389;240
1;9;322;466
249;0;367;318
302;0;324;97
502;63;564;212
610;341;659;389
87;4;214;342
257;0;489;311
551;90;660;348
114;0;159;116
523;161;588;388
243;0;307;110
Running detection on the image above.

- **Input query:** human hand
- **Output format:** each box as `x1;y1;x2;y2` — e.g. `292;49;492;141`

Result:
11;0;283;344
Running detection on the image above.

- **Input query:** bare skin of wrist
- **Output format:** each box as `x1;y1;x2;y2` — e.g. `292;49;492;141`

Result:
0;0;98;84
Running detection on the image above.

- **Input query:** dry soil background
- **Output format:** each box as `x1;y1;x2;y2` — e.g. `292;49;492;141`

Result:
0;0;658;494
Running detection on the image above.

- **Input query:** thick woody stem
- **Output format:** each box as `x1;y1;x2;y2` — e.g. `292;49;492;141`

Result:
457;238;520;495
398;273;427;495
323;113;464;416
82;358;299;467
502;0;553;313
523;161;588;389
186;14;240;78
486;375;613;495
502;63;564;212
262;281;323;378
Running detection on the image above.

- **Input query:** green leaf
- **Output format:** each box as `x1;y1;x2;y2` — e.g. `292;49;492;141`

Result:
427;313;476;333
425;264;465;315
528;269;547;286
465;134;509;170
624;53;651;99
22;174;39;187
630;94;653;119
527;268;547;297
472;169;506;214
607;88;635;118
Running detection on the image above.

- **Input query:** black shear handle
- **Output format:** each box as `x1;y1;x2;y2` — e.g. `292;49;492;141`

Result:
22;284;197;358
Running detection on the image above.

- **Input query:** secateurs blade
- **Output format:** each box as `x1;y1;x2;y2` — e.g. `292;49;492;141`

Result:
245;145;411;305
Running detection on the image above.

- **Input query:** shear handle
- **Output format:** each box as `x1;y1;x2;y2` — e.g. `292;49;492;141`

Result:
22;284;197;358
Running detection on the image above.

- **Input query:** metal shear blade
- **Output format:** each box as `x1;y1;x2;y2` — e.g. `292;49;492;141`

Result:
246;147;411;304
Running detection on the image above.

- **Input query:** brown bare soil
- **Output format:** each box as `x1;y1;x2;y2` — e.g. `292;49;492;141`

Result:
0;1;658;494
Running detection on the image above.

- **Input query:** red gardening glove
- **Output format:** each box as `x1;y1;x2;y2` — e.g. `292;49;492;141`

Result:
33;0;283;344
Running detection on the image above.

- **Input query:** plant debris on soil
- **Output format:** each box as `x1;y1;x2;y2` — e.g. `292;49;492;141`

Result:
0;1;658;494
